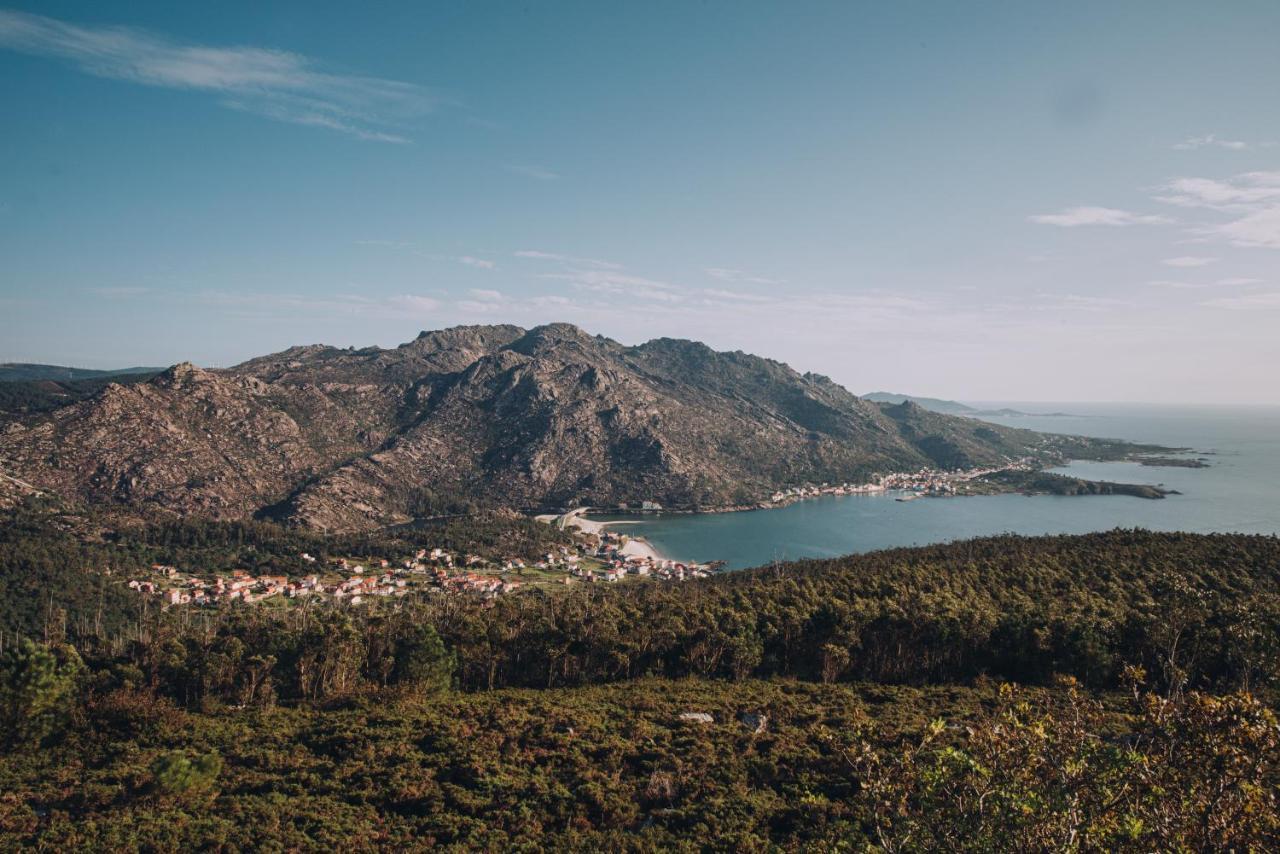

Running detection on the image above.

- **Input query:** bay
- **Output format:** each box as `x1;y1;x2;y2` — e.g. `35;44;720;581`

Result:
589;403;1280;570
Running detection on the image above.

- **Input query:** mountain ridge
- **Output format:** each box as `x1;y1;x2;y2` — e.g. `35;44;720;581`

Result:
0;324;1154;531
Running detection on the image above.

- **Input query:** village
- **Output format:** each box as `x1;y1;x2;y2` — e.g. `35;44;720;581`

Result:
766;458;1040;505
126;527;717;610
125;460;1046;610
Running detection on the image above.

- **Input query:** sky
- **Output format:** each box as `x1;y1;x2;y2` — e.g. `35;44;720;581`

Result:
2;2;1279;404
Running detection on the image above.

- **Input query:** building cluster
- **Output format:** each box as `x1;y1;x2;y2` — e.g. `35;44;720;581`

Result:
127;523;724;609
768;459;1038;505
126;545;545;609
568;531;714;584
129;563;416;607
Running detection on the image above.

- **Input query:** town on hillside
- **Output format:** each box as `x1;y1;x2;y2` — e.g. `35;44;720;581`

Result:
126;528;717;609
766;459;1040;506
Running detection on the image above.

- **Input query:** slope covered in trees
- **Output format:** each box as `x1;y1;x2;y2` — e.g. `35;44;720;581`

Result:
1;519;1278;849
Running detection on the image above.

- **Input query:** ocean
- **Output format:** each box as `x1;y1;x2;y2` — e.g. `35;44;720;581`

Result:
589;403;1280;570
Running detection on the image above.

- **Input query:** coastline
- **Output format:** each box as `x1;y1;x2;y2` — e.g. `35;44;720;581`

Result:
539;509;667;561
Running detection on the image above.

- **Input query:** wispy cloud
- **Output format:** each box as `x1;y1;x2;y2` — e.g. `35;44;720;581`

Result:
1155;173;1280;211
1154;171;1280;250
1029;206;1172;227
457;255;495;270
704;267;784;286
701;288;773;303
388;295;441;315
1201;292;1280;310
90;285;150;299
1162;256;1218;268
197;290;442;319
1147;277;1262;290
0;9;435;142
543;269;684;303
505;164;561;181
1173;134;1250;151
1019;293;1133;312
514;250;622;269
1211;206;1280;249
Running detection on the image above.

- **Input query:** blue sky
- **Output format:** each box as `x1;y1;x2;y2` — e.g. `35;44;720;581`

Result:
2;2;1279;403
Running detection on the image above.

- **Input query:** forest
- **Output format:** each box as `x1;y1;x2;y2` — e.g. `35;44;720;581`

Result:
1;508;1277;849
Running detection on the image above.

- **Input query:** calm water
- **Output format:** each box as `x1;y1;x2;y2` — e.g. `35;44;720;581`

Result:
591;403;1280;570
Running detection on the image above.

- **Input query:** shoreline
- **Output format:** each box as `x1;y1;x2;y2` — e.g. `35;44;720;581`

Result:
536;455;1192;565
539;509;668;561
551;456;1193;521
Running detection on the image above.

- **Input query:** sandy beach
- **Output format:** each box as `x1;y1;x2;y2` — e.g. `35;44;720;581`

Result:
540;509;666;561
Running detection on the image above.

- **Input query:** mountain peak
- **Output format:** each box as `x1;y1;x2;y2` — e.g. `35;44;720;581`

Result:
405;324;525;353
508;323;611;356
154;361;212;387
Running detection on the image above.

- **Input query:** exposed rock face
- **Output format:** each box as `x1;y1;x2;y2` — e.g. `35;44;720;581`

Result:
0;323;1106;531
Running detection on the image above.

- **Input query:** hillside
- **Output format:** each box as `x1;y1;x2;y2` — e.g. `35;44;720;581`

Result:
0;371;161;416
0;324;1157;531
2;526;1277;850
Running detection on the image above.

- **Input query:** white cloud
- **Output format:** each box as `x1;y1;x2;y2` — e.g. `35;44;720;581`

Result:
1029;206;1172;227
704;267;784;285
195;290;443;319
1155;175;1280;210
546;269;684;303
389;295;441;315
1201;292;1280;310
468;288;504;302
1162;256;1218;268
91;286;149;298
505;165;561;181
1212;205;1280;249
1173;134;1250;151
0;9;434;142
514;250;622;269
1023;293;1132;312
1154;172;1280;250
457;255;495;269
1147;277;1263;290
701;288;774;303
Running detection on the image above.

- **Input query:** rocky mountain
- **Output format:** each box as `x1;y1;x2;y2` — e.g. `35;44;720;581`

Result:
0;323;1150;531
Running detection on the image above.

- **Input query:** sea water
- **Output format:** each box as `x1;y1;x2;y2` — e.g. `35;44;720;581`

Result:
589;403;1280;570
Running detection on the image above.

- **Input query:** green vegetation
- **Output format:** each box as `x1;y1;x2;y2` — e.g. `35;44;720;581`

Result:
1;513;1278;849
1138;456;1211;468
0;638;83;749
974;469;1174;499
0;371;159;416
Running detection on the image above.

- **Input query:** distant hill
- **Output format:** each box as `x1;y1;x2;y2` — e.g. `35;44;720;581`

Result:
0;324;1139;531
0;372;162;416
863;391;979;415
0;363;165;383
863;392;1071;418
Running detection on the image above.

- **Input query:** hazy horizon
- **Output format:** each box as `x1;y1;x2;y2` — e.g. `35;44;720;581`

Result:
3;2;1279;404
